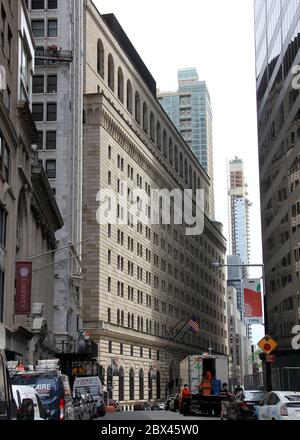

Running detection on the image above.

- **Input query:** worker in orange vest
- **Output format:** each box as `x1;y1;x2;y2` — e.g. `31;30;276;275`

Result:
181;384;191;415
200;371;212;396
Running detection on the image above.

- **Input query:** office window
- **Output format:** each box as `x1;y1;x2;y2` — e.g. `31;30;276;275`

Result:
48;0;57;8
0;207;7;248
46;131;56;150
47;19;57;37
46;160;56;179
31;20;44;38
0;5;6;51
47;75;57;93
35;46;45;66
33;75;44;93
0;270;4;323
7;26;12;64
37;131;43;150
32;103;44;121
47;102;57;121
32;0;45;8
0;139;10;184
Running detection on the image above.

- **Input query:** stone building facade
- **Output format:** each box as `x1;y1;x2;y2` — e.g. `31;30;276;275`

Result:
26;0;84;349
0;0;63;363
82;1;228;405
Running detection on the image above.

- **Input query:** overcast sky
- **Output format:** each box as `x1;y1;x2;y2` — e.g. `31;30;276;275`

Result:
94;0;264;343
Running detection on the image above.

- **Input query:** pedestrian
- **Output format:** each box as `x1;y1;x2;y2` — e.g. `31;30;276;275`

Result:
220;383;231;420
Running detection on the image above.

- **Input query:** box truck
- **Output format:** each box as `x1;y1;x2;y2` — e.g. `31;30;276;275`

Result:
180;354;229;416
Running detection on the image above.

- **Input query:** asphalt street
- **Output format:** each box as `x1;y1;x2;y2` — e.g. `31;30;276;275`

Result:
97;410;220;421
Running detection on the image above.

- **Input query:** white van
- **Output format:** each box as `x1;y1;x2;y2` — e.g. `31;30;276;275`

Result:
12;385;49;420
73;376;105;417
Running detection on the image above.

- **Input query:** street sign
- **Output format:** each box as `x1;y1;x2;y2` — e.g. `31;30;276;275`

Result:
266;355;275;363
257;335;278;355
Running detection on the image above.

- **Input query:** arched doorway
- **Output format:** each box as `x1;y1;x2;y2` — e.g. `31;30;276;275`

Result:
167;361;176;396
156;371;161;400
118;367;124;401
139;369;144;400
107;366;113;399
129;368;135;401
148;370;153;401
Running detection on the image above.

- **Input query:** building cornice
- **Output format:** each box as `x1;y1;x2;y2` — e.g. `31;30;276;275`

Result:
85;1;210;183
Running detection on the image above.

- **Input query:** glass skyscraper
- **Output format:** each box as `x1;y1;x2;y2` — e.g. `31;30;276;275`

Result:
158;68;215;218
255;0;300;349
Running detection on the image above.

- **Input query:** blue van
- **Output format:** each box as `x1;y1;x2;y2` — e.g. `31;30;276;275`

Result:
11;371;75;420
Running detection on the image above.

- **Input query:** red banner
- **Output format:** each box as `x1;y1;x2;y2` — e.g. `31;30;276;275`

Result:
244;278;263;324
15;262;32;315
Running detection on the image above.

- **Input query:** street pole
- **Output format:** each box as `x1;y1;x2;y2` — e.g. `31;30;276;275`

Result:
261;269;272;392
212;261;272;392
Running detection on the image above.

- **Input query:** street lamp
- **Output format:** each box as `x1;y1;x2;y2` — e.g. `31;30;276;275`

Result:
212;261;272;392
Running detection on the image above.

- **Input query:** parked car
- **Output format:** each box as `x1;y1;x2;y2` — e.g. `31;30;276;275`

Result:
11;365;76;420
227;390;267;420
257;391;300;420
0;350;17;420
165;396;174;411
73;376;105;417
151;402;160;411
12;385;49;420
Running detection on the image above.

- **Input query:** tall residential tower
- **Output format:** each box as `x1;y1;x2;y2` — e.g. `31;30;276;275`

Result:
228;157;251;279
158;68;215;218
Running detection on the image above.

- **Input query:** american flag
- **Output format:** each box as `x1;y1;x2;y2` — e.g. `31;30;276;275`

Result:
187;318;200;334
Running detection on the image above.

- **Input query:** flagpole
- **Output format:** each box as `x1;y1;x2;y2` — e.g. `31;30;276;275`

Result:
172;320;189;341
166;319;183;339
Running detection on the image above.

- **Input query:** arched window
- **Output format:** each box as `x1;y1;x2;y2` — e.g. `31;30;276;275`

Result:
150;112;155;141
129;368;135;401
107;366;113;399
146;319;149;333
141;317;144;332
149;320;152;334
137;316;140;331
163;130;167;157
169;139;173;165
175;145;178;171
119;367;124;401
148;371;153;400
184;159;188;183
157;122;161;150
97;39;104;78
180;153;183;177
131;313;134;329
143;102;148;132
189;166;193;188
127;80;133;113
128;312;131;328
108;54;115;91
139;369;144;400
117;309;120;325
117;67;124;102
135;91;141;124
156;371;161;399
121;310;124;326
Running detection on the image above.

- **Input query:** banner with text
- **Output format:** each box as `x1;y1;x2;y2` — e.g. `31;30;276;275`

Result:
15;262;32;315
244;278;263;324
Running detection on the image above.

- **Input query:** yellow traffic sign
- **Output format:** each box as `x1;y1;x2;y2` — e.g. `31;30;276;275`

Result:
257;335;278;355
